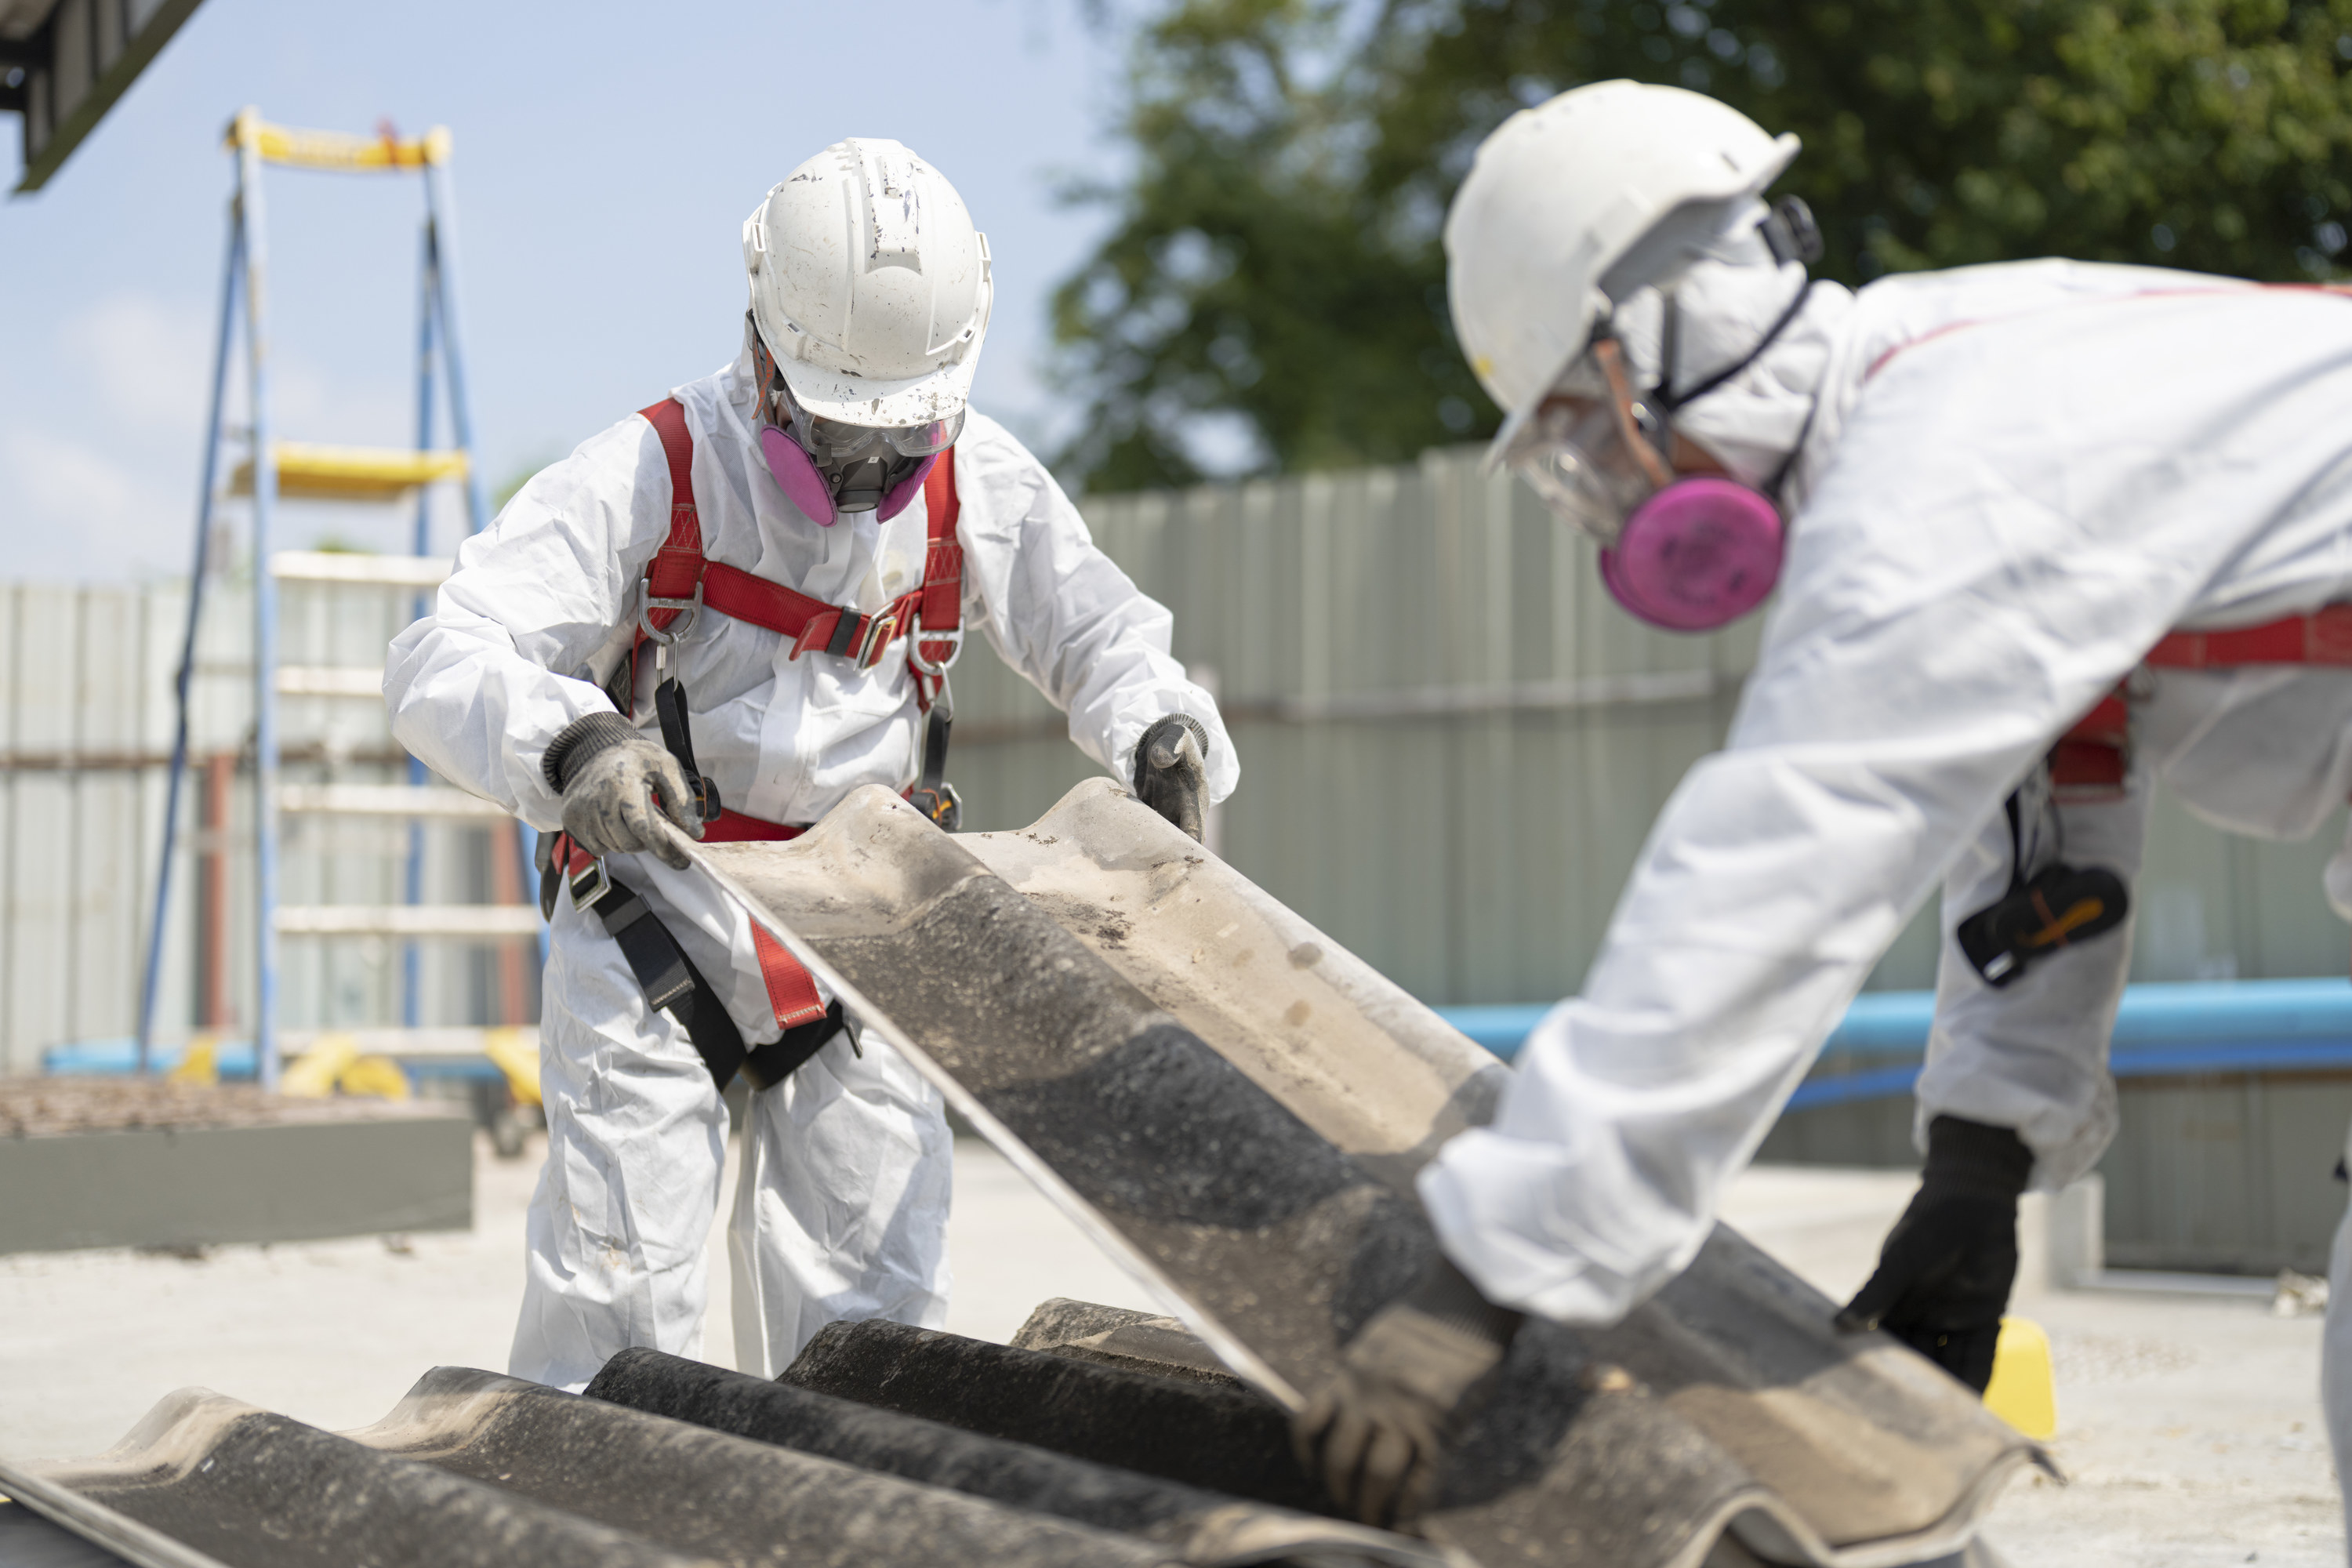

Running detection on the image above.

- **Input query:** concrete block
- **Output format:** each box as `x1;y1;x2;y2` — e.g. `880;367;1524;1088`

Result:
0;1112;472;1254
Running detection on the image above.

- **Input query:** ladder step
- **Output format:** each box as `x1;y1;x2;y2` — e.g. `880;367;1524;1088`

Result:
278;784;511;820
231;443;468;503
276;666;386;698
276;906;542;938
272;550;453;586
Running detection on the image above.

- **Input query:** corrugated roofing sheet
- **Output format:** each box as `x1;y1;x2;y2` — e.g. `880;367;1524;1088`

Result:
8;779;2034;1566
688;779;2042;1568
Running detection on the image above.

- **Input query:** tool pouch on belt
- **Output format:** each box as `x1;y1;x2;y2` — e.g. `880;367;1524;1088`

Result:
1958;862;2130;988
1958;783;2129;989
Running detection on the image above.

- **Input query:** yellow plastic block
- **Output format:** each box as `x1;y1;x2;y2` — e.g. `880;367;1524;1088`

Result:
482;1027;542;1108
165;1035;218;1087
338;1054;412;1102
227;110;449;172
281;1033;359;1098
1984;1316;2057;1439
230;444;470;503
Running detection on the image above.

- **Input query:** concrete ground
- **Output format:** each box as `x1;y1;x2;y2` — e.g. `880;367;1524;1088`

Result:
0;1138;2337;1566
1720;1168;2342;1567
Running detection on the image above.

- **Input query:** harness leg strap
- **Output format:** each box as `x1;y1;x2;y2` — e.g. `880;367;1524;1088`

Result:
581;868;748;1090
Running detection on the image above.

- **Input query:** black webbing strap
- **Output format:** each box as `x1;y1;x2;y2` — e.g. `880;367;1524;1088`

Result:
654;677;722;822
580;866;747;1087
906;702;961;831
571;855;840;1092
920;706;952;797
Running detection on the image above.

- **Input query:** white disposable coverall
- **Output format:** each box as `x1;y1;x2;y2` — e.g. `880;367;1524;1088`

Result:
387;347;1236;1391
1419;262;2352;1332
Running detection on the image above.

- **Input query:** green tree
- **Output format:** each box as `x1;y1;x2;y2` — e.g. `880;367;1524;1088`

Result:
1054;0;2352;491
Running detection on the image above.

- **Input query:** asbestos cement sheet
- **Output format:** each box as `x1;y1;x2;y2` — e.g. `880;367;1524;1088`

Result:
695;779;2044;1568
17;1374;1185;1568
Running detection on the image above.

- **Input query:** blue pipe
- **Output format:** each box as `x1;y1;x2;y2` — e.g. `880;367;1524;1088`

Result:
1438;978;2352;1107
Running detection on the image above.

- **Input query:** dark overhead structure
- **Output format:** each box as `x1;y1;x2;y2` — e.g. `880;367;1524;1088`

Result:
0;0;202;192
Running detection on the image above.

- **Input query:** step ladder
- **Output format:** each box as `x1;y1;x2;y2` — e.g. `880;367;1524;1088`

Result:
134;110;543;1090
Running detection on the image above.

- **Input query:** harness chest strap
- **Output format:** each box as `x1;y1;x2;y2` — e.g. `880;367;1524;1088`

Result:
2051;604;2352;796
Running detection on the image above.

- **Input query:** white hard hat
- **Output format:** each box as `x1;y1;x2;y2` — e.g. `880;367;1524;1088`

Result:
742;138;993;429
1444;82;1799;462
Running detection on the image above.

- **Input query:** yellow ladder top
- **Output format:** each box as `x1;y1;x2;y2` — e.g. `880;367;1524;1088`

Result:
231;444;470;503
226;107;450;172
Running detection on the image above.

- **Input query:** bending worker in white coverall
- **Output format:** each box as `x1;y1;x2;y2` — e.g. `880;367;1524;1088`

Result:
387;138;1235;1392
1294;80;2352;1535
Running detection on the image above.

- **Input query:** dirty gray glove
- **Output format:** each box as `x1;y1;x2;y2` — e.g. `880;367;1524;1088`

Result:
1836;1115;2031;1392
542;712;701;870
1132;713;1210;841
1293;1254;1522;1528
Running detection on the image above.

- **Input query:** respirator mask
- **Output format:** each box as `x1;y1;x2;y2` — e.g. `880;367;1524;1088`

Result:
751;323;962;526
1500;198;1821;631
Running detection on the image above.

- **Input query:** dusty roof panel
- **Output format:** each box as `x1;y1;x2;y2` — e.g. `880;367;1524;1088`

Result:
697;779;2044;1568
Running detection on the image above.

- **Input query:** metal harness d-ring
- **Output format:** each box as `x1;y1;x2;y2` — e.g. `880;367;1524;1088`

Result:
906;622;964;680
637;578;704;646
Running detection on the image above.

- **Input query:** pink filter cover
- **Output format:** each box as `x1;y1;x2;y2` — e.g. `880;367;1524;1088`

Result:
1599;476;1784;632
760;425;837;526
876;454;939;522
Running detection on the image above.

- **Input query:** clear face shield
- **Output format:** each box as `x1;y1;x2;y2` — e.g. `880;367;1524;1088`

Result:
1497;274;1817;632
1496;337;1677;547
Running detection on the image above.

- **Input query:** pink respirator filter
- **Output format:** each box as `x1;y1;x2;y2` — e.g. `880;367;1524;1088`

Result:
1597;476;1784;633
758;426;937;526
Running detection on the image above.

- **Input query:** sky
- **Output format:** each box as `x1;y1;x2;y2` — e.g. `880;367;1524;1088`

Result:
0;0;1130;582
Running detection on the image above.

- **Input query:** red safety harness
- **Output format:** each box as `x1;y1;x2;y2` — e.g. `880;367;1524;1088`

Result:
2051;605;2352;800
550;397;966;1051
631;397;965;708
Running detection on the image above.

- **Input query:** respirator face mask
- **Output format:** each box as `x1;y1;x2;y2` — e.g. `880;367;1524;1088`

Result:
751;327;963;525
1501;201;1820;632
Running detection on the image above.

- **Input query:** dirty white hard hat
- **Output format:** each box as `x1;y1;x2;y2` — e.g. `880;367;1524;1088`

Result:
742;138;993;430
1444;81;1799;464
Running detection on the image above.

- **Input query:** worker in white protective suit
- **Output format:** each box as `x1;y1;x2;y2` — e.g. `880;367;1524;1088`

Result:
1293;79;2352;1534
387;139;1236;1393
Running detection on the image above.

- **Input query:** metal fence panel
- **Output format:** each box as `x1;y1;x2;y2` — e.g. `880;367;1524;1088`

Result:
2;443;2343;1081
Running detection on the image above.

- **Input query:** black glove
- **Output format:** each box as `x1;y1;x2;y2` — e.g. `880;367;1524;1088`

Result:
1132;713;1210;841
543;712;702;870
1835;1115;2032;1392
1292;1254;1522;1528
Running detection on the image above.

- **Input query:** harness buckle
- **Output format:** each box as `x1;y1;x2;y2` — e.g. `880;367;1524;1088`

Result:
855;608;901;670
568;855;612;911
906;624;964;678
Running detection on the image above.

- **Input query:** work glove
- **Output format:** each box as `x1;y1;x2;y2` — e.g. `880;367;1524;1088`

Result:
1132;713;1210;842
1835;1115;2033;1392
1292;1253;1523;1529
542;712;702;870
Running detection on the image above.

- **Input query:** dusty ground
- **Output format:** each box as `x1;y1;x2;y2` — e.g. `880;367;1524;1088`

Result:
0;1140;2336;1566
